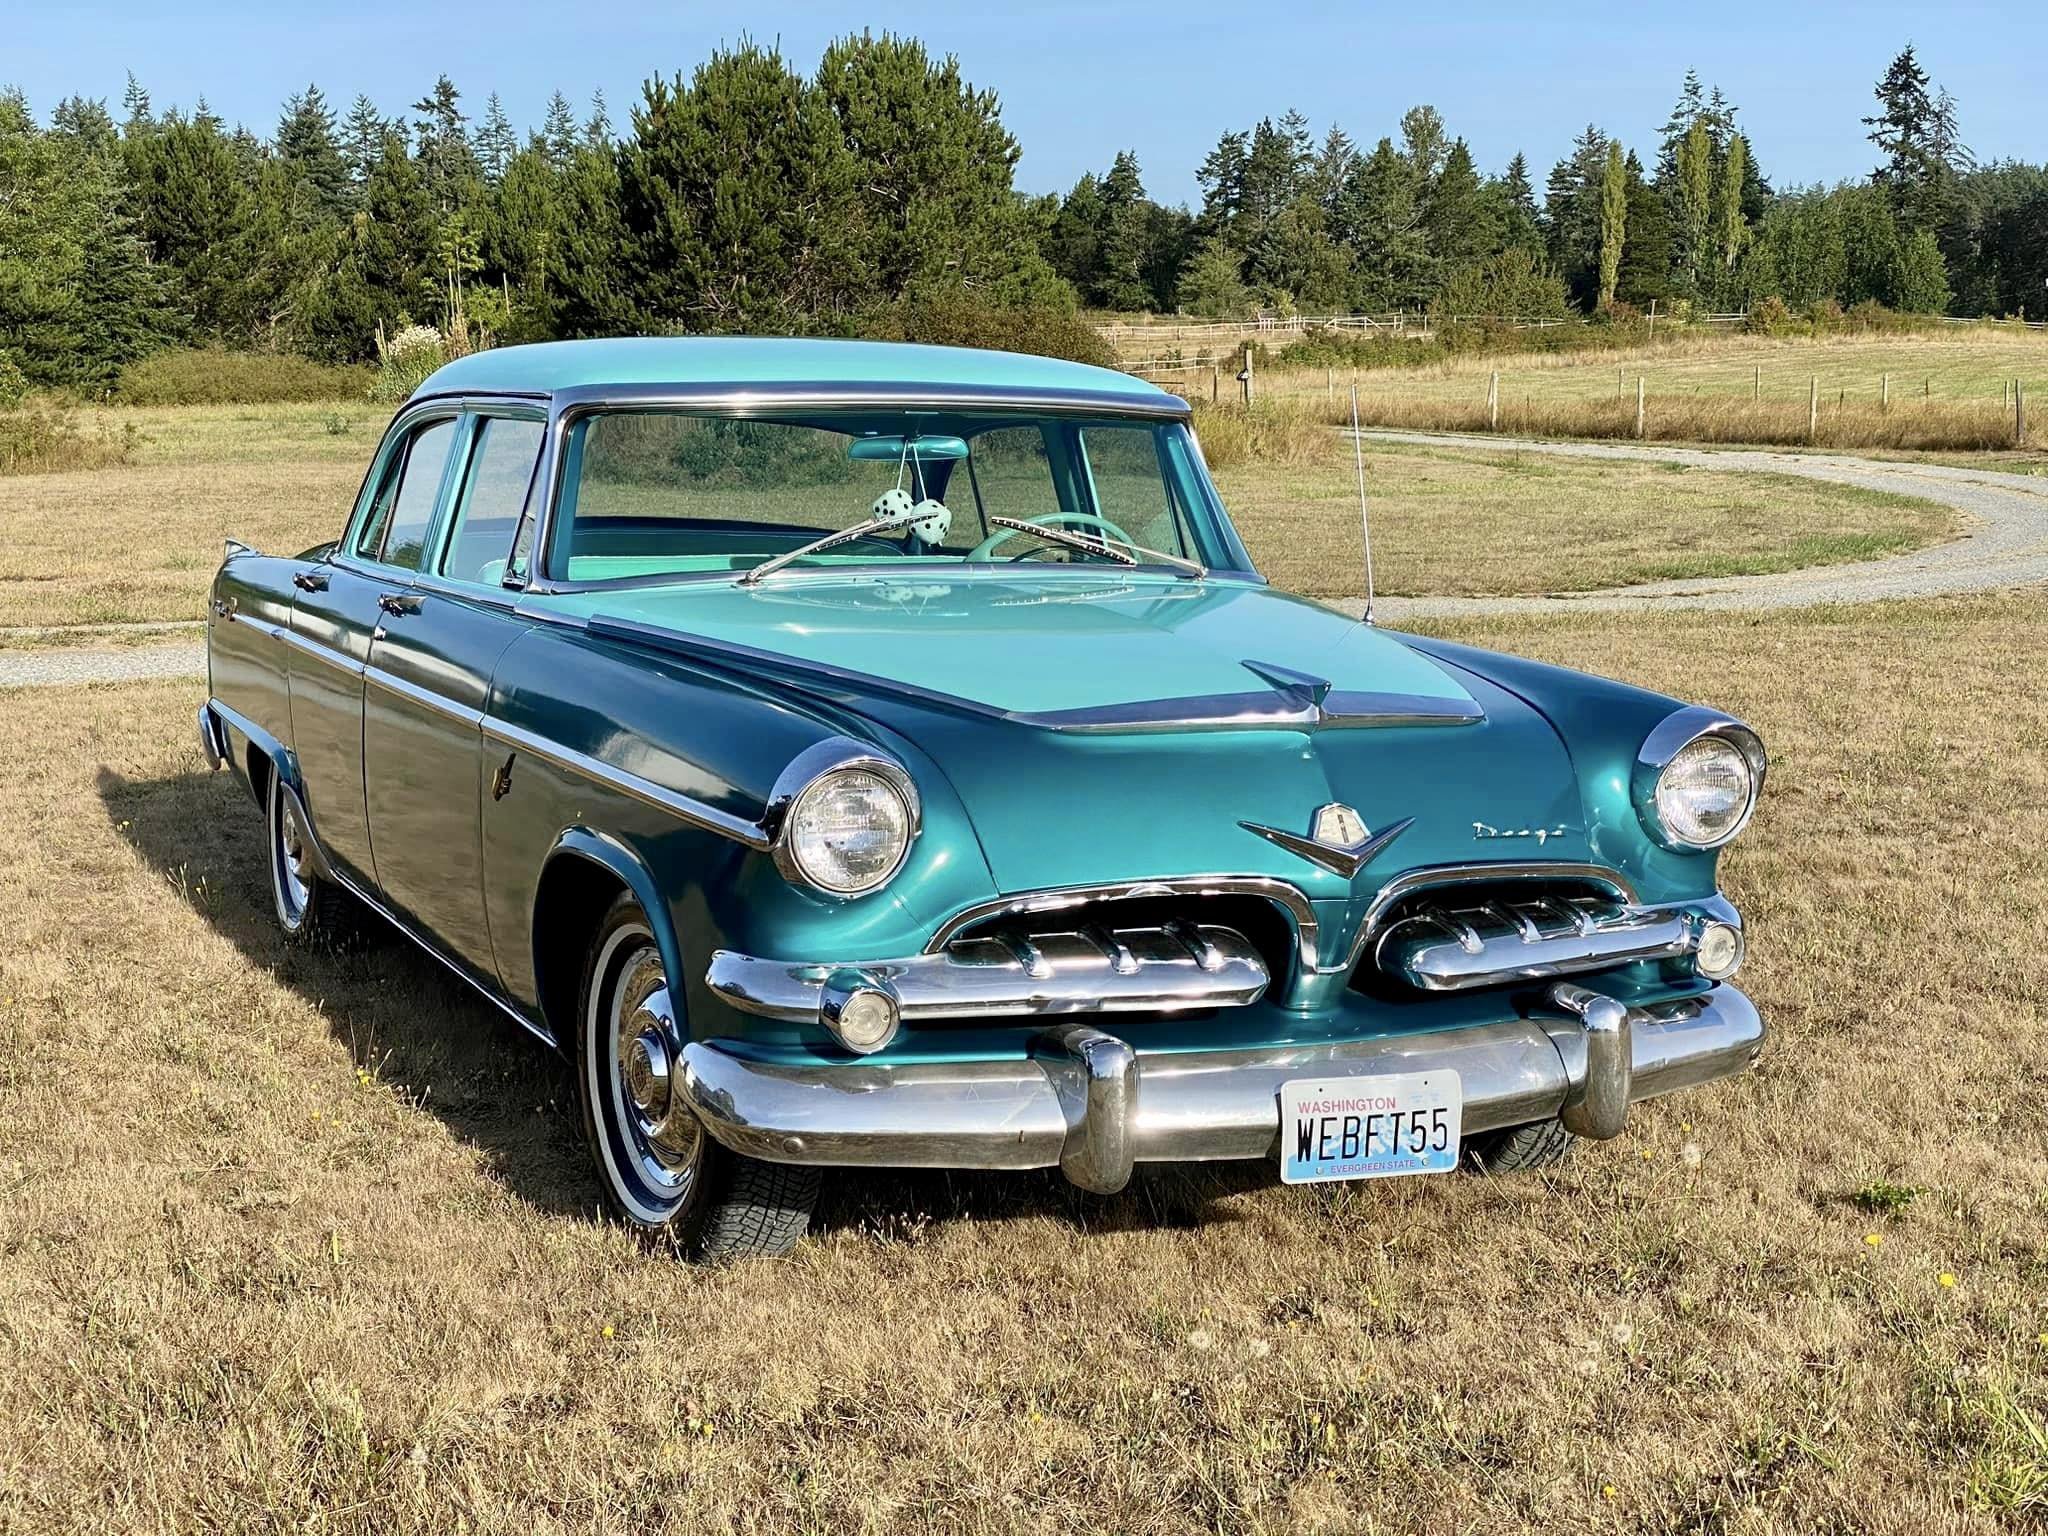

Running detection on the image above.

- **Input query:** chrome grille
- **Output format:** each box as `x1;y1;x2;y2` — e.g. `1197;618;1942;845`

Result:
1374;889;1695;992
935;919;1270;1015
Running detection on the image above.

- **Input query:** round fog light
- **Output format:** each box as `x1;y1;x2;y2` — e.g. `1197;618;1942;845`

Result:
1695;921;1744;980
820;974;901;1054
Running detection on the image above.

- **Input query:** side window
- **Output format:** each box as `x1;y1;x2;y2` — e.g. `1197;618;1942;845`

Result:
1080;425;1188;555
354;418;455;571
440;417;544;586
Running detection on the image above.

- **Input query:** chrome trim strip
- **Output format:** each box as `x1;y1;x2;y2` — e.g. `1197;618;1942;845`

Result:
1007;690;1483;734
545;381;1194;422
479;716;771;849
925;875;1322;975
241;613;369;679
675;983;1765;1177
707;920;1270;1025
364;665;485;729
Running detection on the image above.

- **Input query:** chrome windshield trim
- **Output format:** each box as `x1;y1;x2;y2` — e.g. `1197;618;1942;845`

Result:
545;381;1194;421
480;716;771;849
926;875;1322;975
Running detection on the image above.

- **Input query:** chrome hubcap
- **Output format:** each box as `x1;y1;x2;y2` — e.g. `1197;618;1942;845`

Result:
607;944;703;1191
276;792;312;917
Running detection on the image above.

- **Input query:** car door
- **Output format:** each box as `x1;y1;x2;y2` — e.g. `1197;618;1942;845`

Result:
289;412;460;889
362;409;546;983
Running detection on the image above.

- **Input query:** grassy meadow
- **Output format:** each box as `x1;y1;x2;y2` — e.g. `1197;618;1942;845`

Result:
1;594;2043;1531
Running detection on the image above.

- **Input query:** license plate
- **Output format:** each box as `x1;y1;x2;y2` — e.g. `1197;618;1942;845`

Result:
1279;1071;1463;1184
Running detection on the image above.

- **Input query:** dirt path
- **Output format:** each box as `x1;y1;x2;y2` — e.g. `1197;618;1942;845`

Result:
5;434;2044;687
1347;431;2048;621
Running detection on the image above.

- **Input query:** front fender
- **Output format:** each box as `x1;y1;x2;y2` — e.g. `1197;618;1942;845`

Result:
536;825;692;1023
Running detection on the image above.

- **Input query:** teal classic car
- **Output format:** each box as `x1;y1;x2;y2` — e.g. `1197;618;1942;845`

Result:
200;338;1766;1259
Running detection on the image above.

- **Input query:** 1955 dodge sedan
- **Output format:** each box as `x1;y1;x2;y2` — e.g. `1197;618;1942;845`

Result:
200;337;1766;1258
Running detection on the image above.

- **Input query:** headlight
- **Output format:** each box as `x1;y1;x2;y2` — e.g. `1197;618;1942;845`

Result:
1636;710;1765;850
770;745;919;897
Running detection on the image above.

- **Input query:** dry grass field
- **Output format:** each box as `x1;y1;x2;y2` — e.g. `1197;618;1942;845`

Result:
2;591;2044;1532
1214;332;2048;455
1212;438;1951;600
0;401;1954;629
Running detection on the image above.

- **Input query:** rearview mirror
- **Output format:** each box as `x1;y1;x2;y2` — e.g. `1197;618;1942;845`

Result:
847;434;969;462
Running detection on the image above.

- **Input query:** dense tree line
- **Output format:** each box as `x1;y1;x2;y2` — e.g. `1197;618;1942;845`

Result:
1;40;2044;395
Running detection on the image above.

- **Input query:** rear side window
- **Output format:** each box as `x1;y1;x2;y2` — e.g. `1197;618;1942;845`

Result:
355;418;455;571
441;417;543;585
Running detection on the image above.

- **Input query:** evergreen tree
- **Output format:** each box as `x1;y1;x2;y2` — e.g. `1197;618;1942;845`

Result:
1544;125;1607;308
276;85;348;213
541;90;578;165
1175;233;1250;317
1615;153;1673;308
815;32;1064;308
123;111;261;339
1399;105;1447;185
1093;151;1155;311
340;95;388;191
1194;129;1249;238
1714;134;1751;281
475;92;516;183
584;89;613;146
120;72;153;136
616;45;864;332
1344;136;1430;310
1497;153;1542;255
410;75;479;211
1423;139;1492;273
1597;140;1627;306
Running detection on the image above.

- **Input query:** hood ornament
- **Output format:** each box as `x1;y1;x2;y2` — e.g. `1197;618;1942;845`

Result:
1242;807;1412;879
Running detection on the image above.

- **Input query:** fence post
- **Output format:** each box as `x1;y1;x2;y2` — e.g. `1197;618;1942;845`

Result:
1809;377;1818;440
1881;373;1889;411
1488;371;1500;431
1753;365;1760;402
1636;376;1646;439
1240;341;1254;408
1210;365;1220;404
2019;379;2029;447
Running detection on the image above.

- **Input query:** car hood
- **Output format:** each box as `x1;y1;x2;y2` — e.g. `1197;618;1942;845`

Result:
546;572;1592;903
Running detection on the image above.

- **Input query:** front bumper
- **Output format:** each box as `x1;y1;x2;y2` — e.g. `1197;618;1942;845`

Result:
676;981;1764;1193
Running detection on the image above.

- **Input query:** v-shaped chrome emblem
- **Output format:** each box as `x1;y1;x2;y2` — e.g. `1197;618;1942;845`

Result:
1240;811;1414;879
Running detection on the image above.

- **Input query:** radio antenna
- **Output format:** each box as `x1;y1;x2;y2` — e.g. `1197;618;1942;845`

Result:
1350;386;1376;625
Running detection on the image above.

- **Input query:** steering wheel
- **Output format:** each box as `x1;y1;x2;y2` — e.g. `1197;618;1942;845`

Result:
967;512;1140;563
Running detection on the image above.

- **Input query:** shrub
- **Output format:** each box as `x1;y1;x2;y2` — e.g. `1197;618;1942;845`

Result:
0;352;28;410
371;325;450;404
115;349;374;406
864;293;1116;369
0;400;141;474
1745;296;1796;336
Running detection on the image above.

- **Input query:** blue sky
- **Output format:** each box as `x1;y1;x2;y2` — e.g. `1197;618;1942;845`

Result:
9;2;2043;203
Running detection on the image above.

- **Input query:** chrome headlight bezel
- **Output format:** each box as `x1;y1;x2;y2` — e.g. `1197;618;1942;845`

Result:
767;739;921;899
1633;707;1766;852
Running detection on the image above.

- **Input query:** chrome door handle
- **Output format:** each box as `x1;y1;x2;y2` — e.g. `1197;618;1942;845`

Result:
377;592;423;616
293;569;330;593
210;596;236;619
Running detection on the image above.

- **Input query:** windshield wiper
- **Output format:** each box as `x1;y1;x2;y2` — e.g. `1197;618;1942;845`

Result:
738;516;894;586
986;516;1207;577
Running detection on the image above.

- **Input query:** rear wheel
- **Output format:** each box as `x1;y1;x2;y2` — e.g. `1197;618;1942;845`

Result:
576;893;817;1260
1464;1117;1573;1174
267;770;342;940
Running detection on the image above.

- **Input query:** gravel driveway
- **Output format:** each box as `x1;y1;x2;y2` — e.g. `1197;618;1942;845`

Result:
3;434;2044;688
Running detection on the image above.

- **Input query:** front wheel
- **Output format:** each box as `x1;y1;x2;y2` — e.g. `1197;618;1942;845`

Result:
1464;1117;1573;1174
576;893;818;1260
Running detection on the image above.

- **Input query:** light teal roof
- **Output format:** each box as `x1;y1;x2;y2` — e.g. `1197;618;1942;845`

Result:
415;336;1174;404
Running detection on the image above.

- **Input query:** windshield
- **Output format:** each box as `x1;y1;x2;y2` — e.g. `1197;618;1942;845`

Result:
546;409;1243;585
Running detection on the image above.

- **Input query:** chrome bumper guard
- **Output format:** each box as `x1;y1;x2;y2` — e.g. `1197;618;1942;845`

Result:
676;981;1764;1194
707;919;1271;1024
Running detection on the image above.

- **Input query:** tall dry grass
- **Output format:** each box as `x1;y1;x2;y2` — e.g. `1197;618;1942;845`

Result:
1334;389;2026;452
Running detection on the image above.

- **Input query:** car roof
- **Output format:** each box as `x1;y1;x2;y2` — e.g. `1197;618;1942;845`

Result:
414;336;1179;407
